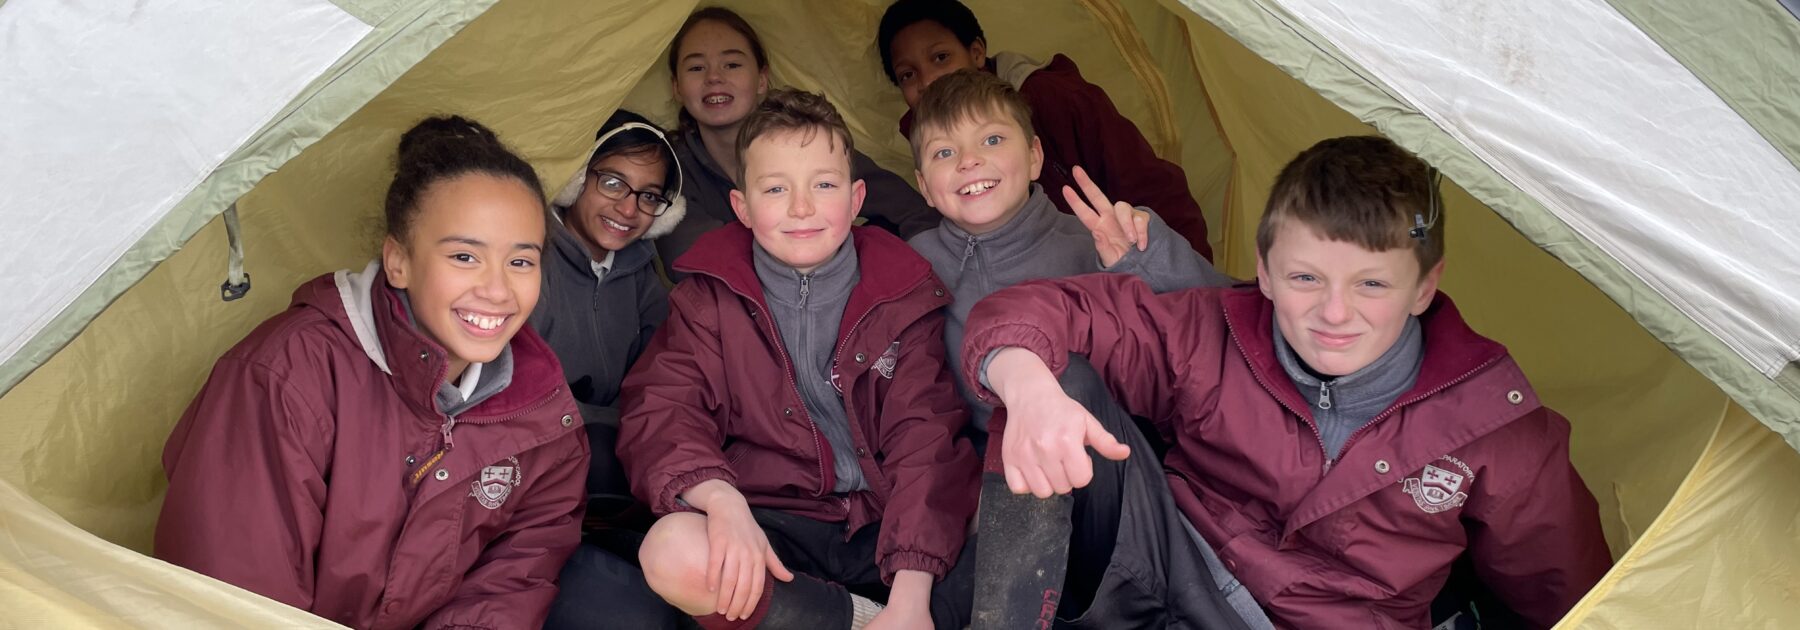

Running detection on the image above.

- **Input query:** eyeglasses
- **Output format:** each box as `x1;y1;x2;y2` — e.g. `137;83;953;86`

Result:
587;168;673;217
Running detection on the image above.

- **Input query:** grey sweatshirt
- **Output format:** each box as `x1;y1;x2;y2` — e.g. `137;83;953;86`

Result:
529;209;670;428
1274;315;1424;461
911;184;1235;431
753;237;868;493
659;126;939;281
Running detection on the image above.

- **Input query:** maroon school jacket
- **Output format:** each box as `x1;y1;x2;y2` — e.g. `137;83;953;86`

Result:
617;224;979;582
962;275;1611;628
157;269;586;629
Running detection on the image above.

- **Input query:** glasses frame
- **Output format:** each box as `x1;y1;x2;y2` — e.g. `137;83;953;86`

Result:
586;167;673;217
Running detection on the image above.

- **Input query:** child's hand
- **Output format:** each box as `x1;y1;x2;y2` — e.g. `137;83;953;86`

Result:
865;570;934;629
689;482;794;620
1063;165;1151;268
988;348;1131;498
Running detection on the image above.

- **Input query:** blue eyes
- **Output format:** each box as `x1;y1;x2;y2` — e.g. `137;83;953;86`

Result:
1290;274;1390;289
983;134;1002;146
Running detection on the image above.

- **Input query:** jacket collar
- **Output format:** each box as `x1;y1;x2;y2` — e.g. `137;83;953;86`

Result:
932;184;1063;268
1220;288;1510;424
753;234;859;308
674;223;944;332
301;263;565;420
1220;288;1550;540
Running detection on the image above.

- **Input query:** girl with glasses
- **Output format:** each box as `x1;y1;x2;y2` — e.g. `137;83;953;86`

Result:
536;109;692;629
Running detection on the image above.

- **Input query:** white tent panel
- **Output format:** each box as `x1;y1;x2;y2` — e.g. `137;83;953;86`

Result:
0;0;370;370
1273;0;1800;377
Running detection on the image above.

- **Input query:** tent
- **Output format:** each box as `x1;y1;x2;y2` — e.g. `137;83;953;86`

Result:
3;0;1797;625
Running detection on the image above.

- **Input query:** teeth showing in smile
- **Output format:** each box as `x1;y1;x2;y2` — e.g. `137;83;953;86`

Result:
602;217;631;232
459;311;507;331
704;95;731;105
959;180;997;196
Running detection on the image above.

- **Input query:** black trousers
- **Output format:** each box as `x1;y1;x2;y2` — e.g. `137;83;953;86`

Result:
752;508;977;629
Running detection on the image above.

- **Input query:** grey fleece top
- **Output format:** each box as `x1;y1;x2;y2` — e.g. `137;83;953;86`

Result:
1274;315;1424;461
529;208;670;428
753;237;868;493
911;184;1235;431
658;126;939;281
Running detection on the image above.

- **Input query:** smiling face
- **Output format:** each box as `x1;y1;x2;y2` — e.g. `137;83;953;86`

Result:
889;20;986;109
913;108;1042;235
729;129;864;273
383;173;546;383
1256;219;1442;377
672;18;769;131
568;148;666;256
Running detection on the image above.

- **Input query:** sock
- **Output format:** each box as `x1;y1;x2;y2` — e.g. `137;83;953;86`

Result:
849;594;885;629
692;580;776;630
755;571;855;629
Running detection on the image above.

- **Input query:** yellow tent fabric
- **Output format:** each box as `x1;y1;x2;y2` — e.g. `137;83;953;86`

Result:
1;0;1793;625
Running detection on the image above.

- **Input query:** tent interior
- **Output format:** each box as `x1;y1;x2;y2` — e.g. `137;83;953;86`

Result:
1;0;1796;626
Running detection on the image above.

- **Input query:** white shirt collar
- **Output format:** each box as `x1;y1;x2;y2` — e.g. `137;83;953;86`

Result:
455;362;483;401
591;250;616;279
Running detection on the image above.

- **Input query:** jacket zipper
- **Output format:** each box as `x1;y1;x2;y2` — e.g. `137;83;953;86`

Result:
438;386;565;452
958;234;978;271
798;273;811;307
1332;355;1505;462
1221;313;1334;476
1318;380;1334;410
756;304;832;496
827;280;948;507
701;267;945;500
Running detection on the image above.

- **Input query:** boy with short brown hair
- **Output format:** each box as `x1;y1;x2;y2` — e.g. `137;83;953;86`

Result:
880;0;1216;257
619;88;978;630
906;69;1231;441
907;68;1246;628
964;136;1611;628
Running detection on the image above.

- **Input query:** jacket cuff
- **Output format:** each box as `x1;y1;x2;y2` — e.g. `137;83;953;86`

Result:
879;550;951;585
657;466;735;515
962;324;1061;403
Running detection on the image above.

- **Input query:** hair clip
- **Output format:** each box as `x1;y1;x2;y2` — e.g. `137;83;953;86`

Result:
1411;168;1442;242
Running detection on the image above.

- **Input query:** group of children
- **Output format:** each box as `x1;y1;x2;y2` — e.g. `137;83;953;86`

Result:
153;1;1611;629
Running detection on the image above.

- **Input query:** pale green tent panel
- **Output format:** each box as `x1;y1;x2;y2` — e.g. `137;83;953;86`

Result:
2;0;1798;626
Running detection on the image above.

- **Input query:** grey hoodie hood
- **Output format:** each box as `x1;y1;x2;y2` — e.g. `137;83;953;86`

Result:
550;119;688;241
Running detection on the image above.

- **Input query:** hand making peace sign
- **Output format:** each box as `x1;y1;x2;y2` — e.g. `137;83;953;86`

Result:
1062;165;1152;268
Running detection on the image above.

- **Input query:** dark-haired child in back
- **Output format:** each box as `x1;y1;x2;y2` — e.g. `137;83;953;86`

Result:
880;0;1217;258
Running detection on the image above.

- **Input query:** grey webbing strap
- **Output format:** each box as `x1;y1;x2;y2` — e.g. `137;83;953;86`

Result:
220;203;251;301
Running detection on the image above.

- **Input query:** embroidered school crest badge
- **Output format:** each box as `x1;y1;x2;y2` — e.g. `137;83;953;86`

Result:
1401;455;1475;514
872;342;901;380
470;456;522;510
